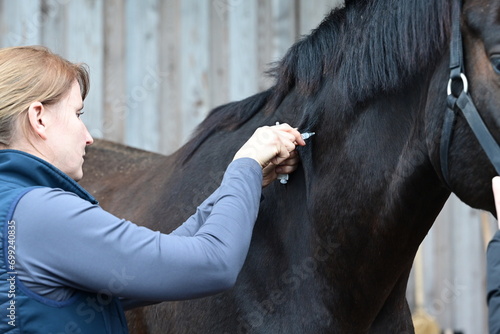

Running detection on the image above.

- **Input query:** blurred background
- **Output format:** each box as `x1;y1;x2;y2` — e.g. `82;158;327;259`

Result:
0;0;496;332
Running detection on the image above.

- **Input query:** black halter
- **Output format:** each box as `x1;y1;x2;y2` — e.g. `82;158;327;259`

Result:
440;0;500;188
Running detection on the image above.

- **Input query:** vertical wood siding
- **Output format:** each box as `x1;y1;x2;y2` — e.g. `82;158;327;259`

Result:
0;1;494;332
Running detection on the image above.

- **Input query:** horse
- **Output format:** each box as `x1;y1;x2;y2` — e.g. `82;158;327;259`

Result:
80;0;500;332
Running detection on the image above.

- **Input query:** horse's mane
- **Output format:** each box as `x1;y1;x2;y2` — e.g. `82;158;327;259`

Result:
272;0;451;103
179;0;452;163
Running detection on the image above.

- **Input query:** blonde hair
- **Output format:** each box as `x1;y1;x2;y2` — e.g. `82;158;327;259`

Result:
0;46;89;146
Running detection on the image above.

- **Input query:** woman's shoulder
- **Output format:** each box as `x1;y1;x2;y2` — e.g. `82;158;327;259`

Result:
14;186;111;231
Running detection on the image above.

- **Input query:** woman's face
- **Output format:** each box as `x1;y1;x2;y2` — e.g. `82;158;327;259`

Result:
44;80;94;181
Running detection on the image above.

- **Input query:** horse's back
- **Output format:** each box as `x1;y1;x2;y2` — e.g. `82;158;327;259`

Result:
81;139;175;221
82;139;167;179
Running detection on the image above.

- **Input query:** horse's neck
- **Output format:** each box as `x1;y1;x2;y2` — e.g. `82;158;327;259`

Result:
235;76;448;320
289;69;451;262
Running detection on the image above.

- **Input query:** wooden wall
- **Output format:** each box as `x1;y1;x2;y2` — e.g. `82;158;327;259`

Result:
0;0;340;154
0;1;496;333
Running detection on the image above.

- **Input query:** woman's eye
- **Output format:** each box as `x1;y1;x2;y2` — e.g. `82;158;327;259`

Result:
491;56;500;74
76;111;84;118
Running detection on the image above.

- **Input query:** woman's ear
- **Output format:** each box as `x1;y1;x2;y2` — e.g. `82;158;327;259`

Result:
27;102;48;140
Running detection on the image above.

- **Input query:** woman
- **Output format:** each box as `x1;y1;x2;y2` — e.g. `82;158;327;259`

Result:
0;46;304;333
488;177;500;333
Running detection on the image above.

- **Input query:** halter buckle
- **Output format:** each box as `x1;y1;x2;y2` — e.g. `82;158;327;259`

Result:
447;72;468;96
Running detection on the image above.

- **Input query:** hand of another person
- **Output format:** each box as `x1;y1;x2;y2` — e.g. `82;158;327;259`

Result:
233;124;305;187
493;176;500;229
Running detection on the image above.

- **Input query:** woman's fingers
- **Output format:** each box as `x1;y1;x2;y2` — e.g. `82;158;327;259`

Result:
233;124;304;168
275;151;300;174
275;123;306;147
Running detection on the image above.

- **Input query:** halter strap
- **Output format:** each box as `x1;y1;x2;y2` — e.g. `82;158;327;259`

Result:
449;0;463;79
439;0;500;188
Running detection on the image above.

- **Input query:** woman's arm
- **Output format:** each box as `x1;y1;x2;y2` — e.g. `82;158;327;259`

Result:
15;158;261;302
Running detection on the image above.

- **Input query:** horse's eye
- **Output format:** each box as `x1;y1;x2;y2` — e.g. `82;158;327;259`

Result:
491;56;500;74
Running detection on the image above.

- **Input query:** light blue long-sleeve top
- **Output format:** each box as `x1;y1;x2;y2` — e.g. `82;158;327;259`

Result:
12;156;262;310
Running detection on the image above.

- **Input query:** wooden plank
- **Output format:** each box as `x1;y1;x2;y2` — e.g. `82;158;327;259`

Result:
64;0;104;142
0;0;42;47
179;0;211;144
421;199;454;327
256;0;274;91
103;0;126;143
124;0;160;152
256;0;297;91
409;195;488;333
0;1;4;45
449;198;487;333
228;1;259;102
271;0;297;61
209;0;230;111
40;0;67;53
298;0;343;37
158;0;182;154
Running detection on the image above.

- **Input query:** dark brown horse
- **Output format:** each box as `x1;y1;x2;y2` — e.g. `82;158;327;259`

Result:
80;0;500;332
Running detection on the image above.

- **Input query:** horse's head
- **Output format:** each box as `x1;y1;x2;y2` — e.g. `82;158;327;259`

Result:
431;0;500;214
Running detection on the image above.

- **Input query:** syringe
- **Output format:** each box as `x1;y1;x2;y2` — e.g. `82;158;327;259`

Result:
277;131;315;184
300;132;316;140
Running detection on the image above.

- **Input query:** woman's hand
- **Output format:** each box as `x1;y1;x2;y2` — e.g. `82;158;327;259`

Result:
261;150;301;187
233;123;306;187
493;176;500;228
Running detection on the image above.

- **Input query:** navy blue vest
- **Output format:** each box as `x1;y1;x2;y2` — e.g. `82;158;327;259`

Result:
0;150;128;333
